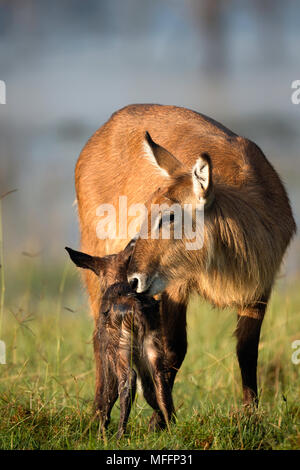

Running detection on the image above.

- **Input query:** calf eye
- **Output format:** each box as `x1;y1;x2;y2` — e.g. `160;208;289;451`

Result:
101;309;110;317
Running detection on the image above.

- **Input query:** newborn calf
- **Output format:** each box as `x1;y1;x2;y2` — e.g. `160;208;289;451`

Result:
66;243;175;439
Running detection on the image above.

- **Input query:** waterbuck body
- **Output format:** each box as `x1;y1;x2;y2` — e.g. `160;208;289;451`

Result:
75;104;296;419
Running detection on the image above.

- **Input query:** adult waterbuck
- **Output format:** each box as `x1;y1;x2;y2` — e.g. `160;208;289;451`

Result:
75;104;296;425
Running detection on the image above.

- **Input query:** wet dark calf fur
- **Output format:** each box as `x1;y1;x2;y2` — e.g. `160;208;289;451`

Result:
65;244;175;438
98;282;174;438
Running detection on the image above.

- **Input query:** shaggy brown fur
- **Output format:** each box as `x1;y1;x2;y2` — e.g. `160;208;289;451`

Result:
74;104;296;411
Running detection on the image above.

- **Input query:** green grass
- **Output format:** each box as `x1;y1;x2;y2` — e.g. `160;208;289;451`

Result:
0;257;299;450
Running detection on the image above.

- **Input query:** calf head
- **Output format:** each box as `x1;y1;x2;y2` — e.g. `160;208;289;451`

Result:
65;239;135;294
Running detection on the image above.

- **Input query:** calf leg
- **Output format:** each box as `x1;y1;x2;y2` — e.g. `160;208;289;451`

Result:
100;377;118;431
96;365;119;431
154;372;175;427
142;371;175;430
85;271;104;413
117;368;137;440
236;295;268;405
143;382;165;430
93;326;104;413
93;327;119;430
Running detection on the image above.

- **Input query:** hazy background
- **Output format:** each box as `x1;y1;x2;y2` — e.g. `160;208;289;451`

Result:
0;0;299;280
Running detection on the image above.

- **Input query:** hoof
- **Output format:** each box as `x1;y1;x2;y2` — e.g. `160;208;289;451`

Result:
148;411;166;432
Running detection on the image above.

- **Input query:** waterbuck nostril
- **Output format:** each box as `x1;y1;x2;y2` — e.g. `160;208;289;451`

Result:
129;277;138;291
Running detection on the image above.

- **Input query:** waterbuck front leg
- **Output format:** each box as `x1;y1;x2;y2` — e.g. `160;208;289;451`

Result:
149;290;187;430
235;294;269;405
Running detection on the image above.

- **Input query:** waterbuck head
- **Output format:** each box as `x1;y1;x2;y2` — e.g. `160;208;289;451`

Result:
127;132;214;295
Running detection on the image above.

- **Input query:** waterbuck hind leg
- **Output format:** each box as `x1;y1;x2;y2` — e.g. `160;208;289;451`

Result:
117;368;137;440
235;296;269;405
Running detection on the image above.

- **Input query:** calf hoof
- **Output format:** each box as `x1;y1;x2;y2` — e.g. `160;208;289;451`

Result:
116;428;125;441
94;408;110;429
148;411;166;432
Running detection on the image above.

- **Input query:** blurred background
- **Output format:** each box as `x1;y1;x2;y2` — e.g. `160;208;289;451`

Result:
0;4;300;447
0;0;300;285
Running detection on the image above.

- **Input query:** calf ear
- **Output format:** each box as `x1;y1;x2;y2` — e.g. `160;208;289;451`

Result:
192;153;213;205
144;131;182;177
65;247;104;276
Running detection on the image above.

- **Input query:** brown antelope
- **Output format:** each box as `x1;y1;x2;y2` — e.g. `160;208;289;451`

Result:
65;244;175;438
75;104;296;427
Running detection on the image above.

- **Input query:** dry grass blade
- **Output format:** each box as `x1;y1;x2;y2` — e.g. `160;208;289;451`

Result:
0;189;18;201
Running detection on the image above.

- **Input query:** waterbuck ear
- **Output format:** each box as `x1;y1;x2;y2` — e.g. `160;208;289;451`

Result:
123;238;136;254
119;238;136;264
192;153;213;204
144;131;182;177
65;247;104;276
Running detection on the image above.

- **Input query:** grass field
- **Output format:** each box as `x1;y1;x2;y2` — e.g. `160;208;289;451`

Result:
0;256;299;450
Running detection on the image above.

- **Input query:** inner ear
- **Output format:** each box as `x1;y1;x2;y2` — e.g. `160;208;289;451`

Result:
123;238;136;255
192;152;213;203
144;131;182;177
119;239;136;267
